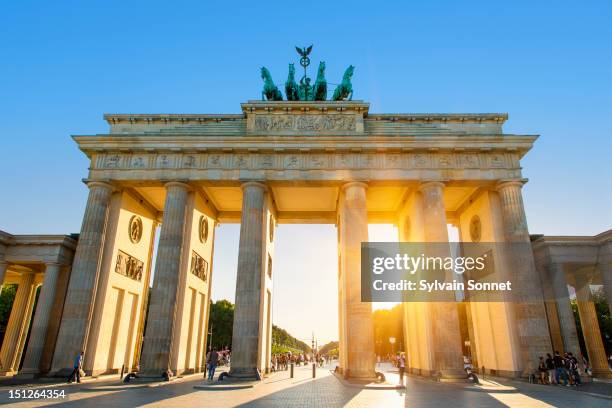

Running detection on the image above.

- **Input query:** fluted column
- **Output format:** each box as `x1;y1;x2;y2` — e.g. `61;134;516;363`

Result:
496;180;552;374
549;263;580;354
20;263;62;376
338;182;375;379
0;273;36;373
419;181;464;379
0;261;8;292
51;181;113;374
574;273;609;377
230;182;267;378
140;182;190;377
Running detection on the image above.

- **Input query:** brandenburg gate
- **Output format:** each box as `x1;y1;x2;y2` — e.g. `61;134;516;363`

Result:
34;98;550;380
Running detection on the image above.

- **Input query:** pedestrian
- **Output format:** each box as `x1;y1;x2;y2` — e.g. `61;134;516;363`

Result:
567;352;581;386
553;351;568;386
398;353;406;385
538;357;548;384
67;350;84;383
545;353;555;384
206;347;219;381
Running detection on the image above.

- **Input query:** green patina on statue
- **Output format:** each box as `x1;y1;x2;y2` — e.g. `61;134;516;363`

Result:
260;46;354;102
261;67;282;101
332;65;354;101
285;63;299;101
313;61;327;101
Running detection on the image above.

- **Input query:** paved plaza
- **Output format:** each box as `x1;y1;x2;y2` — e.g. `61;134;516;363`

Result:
0;364;610;408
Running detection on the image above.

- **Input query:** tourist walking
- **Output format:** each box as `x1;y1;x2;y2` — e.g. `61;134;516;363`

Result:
398;353;406;385
206;348;219;381
67;350;84;383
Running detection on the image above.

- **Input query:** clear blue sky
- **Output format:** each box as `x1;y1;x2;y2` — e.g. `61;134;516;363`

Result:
1;1;611;344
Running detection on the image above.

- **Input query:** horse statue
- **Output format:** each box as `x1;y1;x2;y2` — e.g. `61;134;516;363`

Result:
261;67;283;101
332;65;354;101
313;61;327;101
285;63;299;101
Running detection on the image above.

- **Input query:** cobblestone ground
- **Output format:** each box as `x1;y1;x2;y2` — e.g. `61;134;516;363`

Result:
0;363;610;408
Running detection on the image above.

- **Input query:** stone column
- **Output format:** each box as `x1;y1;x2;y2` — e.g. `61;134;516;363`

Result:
230;182;267;379
51;181;113;374
19;263;62;376
574;273;609;377
496;181;552;374
140;182;190;377
0;261;8;292
549;263;580;354
419;181;465;379
0;273;36;374
338;182;376;379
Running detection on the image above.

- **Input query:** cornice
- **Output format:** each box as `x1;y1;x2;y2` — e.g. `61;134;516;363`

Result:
73;134;537;157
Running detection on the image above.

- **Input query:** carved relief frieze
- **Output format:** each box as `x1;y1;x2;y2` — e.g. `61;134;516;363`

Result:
92;151;516;173
182;154;198;168
131;155;148;168
190;251;208;282
253;114;357;132
115;250;144;281
207;154;225;168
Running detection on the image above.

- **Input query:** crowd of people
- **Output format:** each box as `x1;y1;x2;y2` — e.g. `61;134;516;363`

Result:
270;352;328;372
537;351;589;386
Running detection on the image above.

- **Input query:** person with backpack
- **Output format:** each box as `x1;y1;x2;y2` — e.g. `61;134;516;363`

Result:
567;352;581;385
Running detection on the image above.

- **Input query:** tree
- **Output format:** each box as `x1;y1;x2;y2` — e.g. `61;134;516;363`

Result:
0;284;17;345
207;299;234;351
272;325;311;354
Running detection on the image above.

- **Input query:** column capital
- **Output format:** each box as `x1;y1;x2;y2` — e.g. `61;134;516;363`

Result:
496;179;528;191
83;180;115;191
240;181;268;191
163;180;191;190
340;181;368;191
44;261;63;268
418;181;445;192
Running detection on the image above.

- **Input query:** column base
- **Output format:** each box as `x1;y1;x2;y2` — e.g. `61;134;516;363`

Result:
438;369;469;382
228;367;262;381
136;369;175;381
14;369;42;380
592;368;612;379
344;369;377;381
0;370;17;377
